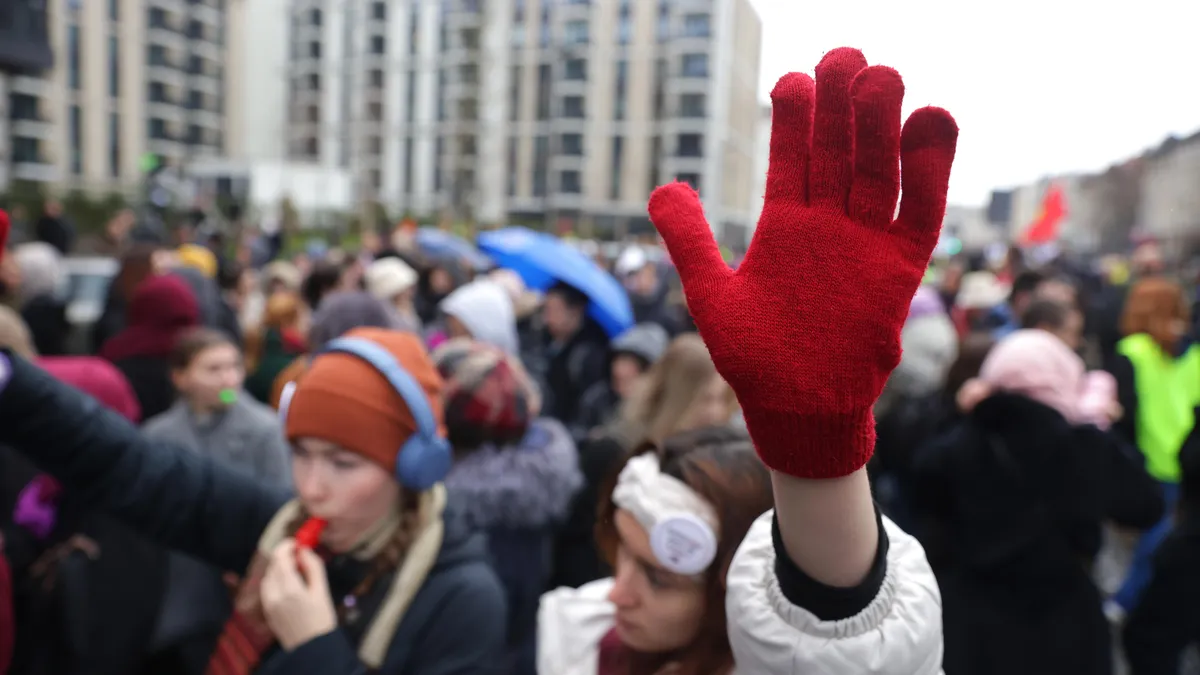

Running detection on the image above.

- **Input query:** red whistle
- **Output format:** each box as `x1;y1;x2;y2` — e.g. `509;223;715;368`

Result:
295;517;327;550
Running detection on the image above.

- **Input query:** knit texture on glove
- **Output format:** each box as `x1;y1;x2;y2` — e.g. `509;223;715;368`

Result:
648;48;957;478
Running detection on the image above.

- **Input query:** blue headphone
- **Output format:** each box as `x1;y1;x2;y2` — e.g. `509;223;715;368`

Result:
278;336;452;491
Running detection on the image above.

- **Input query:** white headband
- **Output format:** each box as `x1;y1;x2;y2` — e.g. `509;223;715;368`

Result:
612;453;719;576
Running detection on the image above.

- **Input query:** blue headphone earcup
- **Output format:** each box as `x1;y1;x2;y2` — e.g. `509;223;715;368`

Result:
395;435;453;491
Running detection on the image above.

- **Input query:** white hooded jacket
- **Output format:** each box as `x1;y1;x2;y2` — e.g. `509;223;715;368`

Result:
538;512;942;674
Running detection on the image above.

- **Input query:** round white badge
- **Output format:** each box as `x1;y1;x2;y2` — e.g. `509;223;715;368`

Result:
650;513;718;576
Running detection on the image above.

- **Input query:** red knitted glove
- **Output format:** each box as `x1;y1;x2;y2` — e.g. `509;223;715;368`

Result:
648;48;957;479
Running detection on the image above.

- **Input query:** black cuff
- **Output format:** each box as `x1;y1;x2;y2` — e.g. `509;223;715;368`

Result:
772;504;890;621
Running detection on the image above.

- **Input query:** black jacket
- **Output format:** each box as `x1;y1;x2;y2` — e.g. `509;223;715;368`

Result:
0;352;507;675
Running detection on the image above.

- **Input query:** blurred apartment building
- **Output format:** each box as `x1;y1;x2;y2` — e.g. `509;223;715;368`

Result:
0;0;235;194
285;0;763;244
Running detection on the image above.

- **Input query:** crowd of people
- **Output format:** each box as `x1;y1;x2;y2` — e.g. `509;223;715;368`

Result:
0;46;1193;675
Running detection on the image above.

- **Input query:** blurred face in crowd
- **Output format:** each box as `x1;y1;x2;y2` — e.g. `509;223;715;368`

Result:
677;375;734;431
172;343;244;411
429;267;455;295
542;292;583;341
1047;307;1085;351
291;437;399;553
629;265;658;297
607;509;706;653
1035;279;1076;308
610;354;644;400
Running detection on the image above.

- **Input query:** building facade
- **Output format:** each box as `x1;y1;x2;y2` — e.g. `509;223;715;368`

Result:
286;0;763;241
0;0;235;195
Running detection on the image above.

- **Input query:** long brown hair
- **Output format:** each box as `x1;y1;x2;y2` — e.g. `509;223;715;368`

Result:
595;426;772;675
612;334;736;448
115;243;162;301
243;290;304;372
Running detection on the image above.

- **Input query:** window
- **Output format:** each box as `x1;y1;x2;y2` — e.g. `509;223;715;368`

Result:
512;21;524;47
533;135;549;197
371;35;385;54
309;41;321;58
69;105;83;175
564;59;586;80
149;117;167;139
509;66;521;121
560;170;581;194
681;53;708;78
657;3;670;41
434;137;444;191
370;69;384;87
109;37;120;97
539;7;550;46
680;93;705;117
188;124;202;144
536;64;551;120
409;7;418;54
406;72;416;122
617;5;631;44
189;89;203;109
310;8;322;25
560;133;583;155
68;24;81;89
109;0;119;21
507;137;518;196
403;137;414;193
614;60;627;120
12;138;41;164
109;113;120;177
683;14;710;38
149;7;166;27
677;173;701;192
562;96;585;118
610;136;623;200
564;20;588;45
10;94;38;120
372;2;386;19
678;133;703;157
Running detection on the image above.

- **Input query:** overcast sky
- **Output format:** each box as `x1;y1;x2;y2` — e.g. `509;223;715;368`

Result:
746;0;1200;207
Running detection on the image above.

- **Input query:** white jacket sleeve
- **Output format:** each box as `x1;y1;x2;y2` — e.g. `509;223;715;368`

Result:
725;511;943;675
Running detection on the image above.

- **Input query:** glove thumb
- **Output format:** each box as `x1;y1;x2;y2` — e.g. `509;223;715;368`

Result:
648;183;731;294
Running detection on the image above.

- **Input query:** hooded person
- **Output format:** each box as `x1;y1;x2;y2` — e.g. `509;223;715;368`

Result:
572;323;670;442
438;280;519;355
100;274;201;421
436;338;581;675
0;327;507;674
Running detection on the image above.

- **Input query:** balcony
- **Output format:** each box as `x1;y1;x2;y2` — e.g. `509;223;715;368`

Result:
11;118;54;140
148;65;188;89
148;27;187;50
152;0;187;13
148;102;187;123
12;158;58;183
191;40;221;62
9;75;51;97
189;72;222;95
189;2;221;25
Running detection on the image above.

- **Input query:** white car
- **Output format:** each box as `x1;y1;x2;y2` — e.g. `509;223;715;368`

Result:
61;256;119;354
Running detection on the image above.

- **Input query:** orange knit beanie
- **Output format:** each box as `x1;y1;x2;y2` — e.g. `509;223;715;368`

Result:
284;327;445;473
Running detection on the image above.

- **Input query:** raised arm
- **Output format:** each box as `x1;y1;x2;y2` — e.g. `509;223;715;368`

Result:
0;352;288;572
648;46;956;586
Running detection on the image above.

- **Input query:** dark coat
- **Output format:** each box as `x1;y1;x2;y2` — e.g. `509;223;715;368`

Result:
0;352;507;675
911;393;1164;675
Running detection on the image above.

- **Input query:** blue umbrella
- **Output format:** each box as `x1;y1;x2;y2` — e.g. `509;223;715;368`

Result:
477;227;633;337
415;227;492;271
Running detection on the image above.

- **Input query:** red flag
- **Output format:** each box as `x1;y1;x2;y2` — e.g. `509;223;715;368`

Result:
1021;185;1066;245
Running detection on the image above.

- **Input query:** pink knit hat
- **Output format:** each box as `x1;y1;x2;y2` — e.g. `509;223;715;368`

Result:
979;329;1085;423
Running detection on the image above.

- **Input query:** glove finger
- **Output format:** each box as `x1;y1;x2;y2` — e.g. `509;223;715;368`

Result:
894;106;959;260
648;182;730;297
809;47;868;207
848;66;904;230
762;72;815;205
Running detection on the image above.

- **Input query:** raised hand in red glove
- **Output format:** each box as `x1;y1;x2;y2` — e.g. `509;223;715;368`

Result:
648;48;957;479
